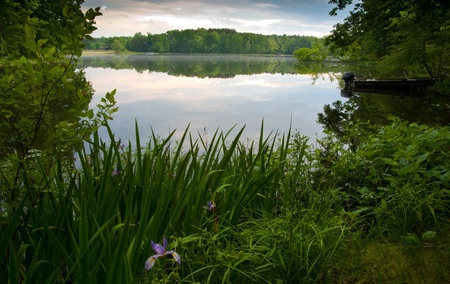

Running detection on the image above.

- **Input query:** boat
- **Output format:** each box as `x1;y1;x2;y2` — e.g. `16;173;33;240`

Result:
341;72;436;96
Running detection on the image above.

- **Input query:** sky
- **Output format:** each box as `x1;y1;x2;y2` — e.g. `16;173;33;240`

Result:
81;0;351;38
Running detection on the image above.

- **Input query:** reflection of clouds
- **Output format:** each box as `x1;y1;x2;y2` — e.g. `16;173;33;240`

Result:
86;68;314;104
230;78;279;88
85;67;340;144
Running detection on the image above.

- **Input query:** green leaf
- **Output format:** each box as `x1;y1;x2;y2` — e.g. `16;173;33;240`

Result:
8;246;19;284
415;152;429;164
19;56;27;64
37;39;48;47
405;233;420;244
422;231;436;240
0;198;27;267
85;9;96;20
62;5;71;18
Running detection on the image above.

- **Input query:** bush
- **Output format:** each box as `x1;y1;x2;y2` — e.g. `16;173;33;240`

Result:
312;118;450;235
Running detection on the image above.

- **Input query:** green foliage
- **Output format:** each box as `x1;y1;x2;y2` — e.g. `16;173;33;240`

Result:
0;0;33;56
0;1;106;191
313;118;450;235
83;28;317;55
111;38;129;53
1;2;449;279
177;208;346;283
128;32;151;52
0;3;123;282
0;47;90;159
317;93;450;143
0;1;100;58
294;39;329;62
2;116;449;282
379;10;450;78
335;227;450;283
0;113;450;283
327;0;450;78
0;117;350;283
0;0;104;158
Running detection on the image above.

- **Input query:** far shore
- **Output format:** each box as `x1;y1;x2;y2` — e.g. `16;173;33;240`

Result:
81;50;117;56
80;50;296;58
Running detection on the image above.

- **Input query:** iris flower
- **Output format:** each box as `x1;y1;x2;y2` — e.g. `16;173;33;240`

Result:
111;168;121;177
203;201;216;211
145;237;181;270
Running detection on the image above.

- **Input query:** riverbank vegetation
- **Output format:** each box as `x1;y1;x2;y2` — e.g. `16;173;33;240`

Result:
1;0;449;283
2;116;450;283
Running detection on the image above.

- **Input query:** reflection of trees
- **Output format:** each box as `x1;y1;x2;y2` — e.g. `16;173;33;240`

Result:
80;55;369;79
79;55;386;85
295;62;340;84
317;93;450;139
317;100;356;138
79;55;300;78
294;62;380;85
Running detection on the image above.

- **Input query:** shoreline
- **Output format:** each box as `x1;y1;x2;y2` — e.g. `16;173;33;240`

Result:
81;50;296;58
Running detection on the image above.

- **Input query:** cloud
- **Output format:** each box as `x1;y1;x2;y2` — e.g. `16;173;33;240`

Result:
82;0;347;37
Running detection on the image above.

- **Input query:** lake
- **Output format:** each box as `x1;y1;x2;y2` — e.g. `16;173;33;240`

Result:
79;54;349;145
78;54;449;146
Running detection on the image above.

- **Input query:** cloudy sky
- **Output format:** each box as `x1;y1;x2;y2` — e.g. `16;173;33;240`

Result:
81;0;351;38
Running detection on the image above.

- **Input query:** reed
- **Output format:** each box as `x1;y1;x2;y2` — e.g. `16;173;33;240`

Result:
1;119;449;283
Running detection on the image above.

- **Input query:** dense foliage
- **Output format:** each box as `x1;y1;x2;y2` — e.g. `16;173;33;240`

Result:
83;28;317;55
0;0;92;57
0;1;112;169
2;118;449;283
327;0;450;79
317;93;450;143
293;39;330;62
0;1;116;280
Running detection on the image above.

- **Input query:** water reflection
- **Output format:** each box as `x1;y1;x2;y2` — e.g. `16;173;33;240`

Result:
318;92;450;141
79;54;359;79
81;55;449;146
79;54;300;78
83;58;342;144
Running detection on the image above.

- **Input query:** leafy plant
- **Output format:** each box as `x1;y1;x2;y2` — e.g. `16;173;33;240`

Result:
312;118;450;236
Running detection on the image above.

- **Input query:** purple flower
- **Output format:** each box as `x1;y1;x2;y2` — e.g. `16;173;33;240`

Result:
203;201;216;211
145;237;181;270
111;168;121;177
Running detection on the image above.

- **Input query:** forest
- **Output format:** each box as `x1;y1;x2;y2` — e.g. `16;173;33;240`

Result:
83;28;318;55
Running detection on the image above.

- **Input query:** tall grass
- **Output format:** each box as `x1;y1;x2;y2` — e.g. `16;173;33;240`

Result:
1;121;321;283
1;119;449;283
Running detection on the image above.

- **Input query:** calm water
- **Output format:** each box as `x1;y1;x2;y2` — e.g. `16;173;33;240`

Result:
80;54;345;144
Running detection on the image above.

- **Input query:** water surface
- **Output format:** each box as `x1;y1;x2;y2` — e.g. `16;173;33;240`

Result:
80;54;349;144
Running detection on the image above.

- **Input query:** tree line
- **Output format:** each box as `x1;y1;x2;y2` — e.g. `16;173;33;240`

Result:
83;28;317;55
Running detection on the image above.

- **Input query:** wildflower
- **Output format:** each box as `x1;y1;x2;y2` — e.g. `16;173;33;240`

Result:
203;200;216;211
145;237;181;270
204;200;219;232
111;168;121;177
